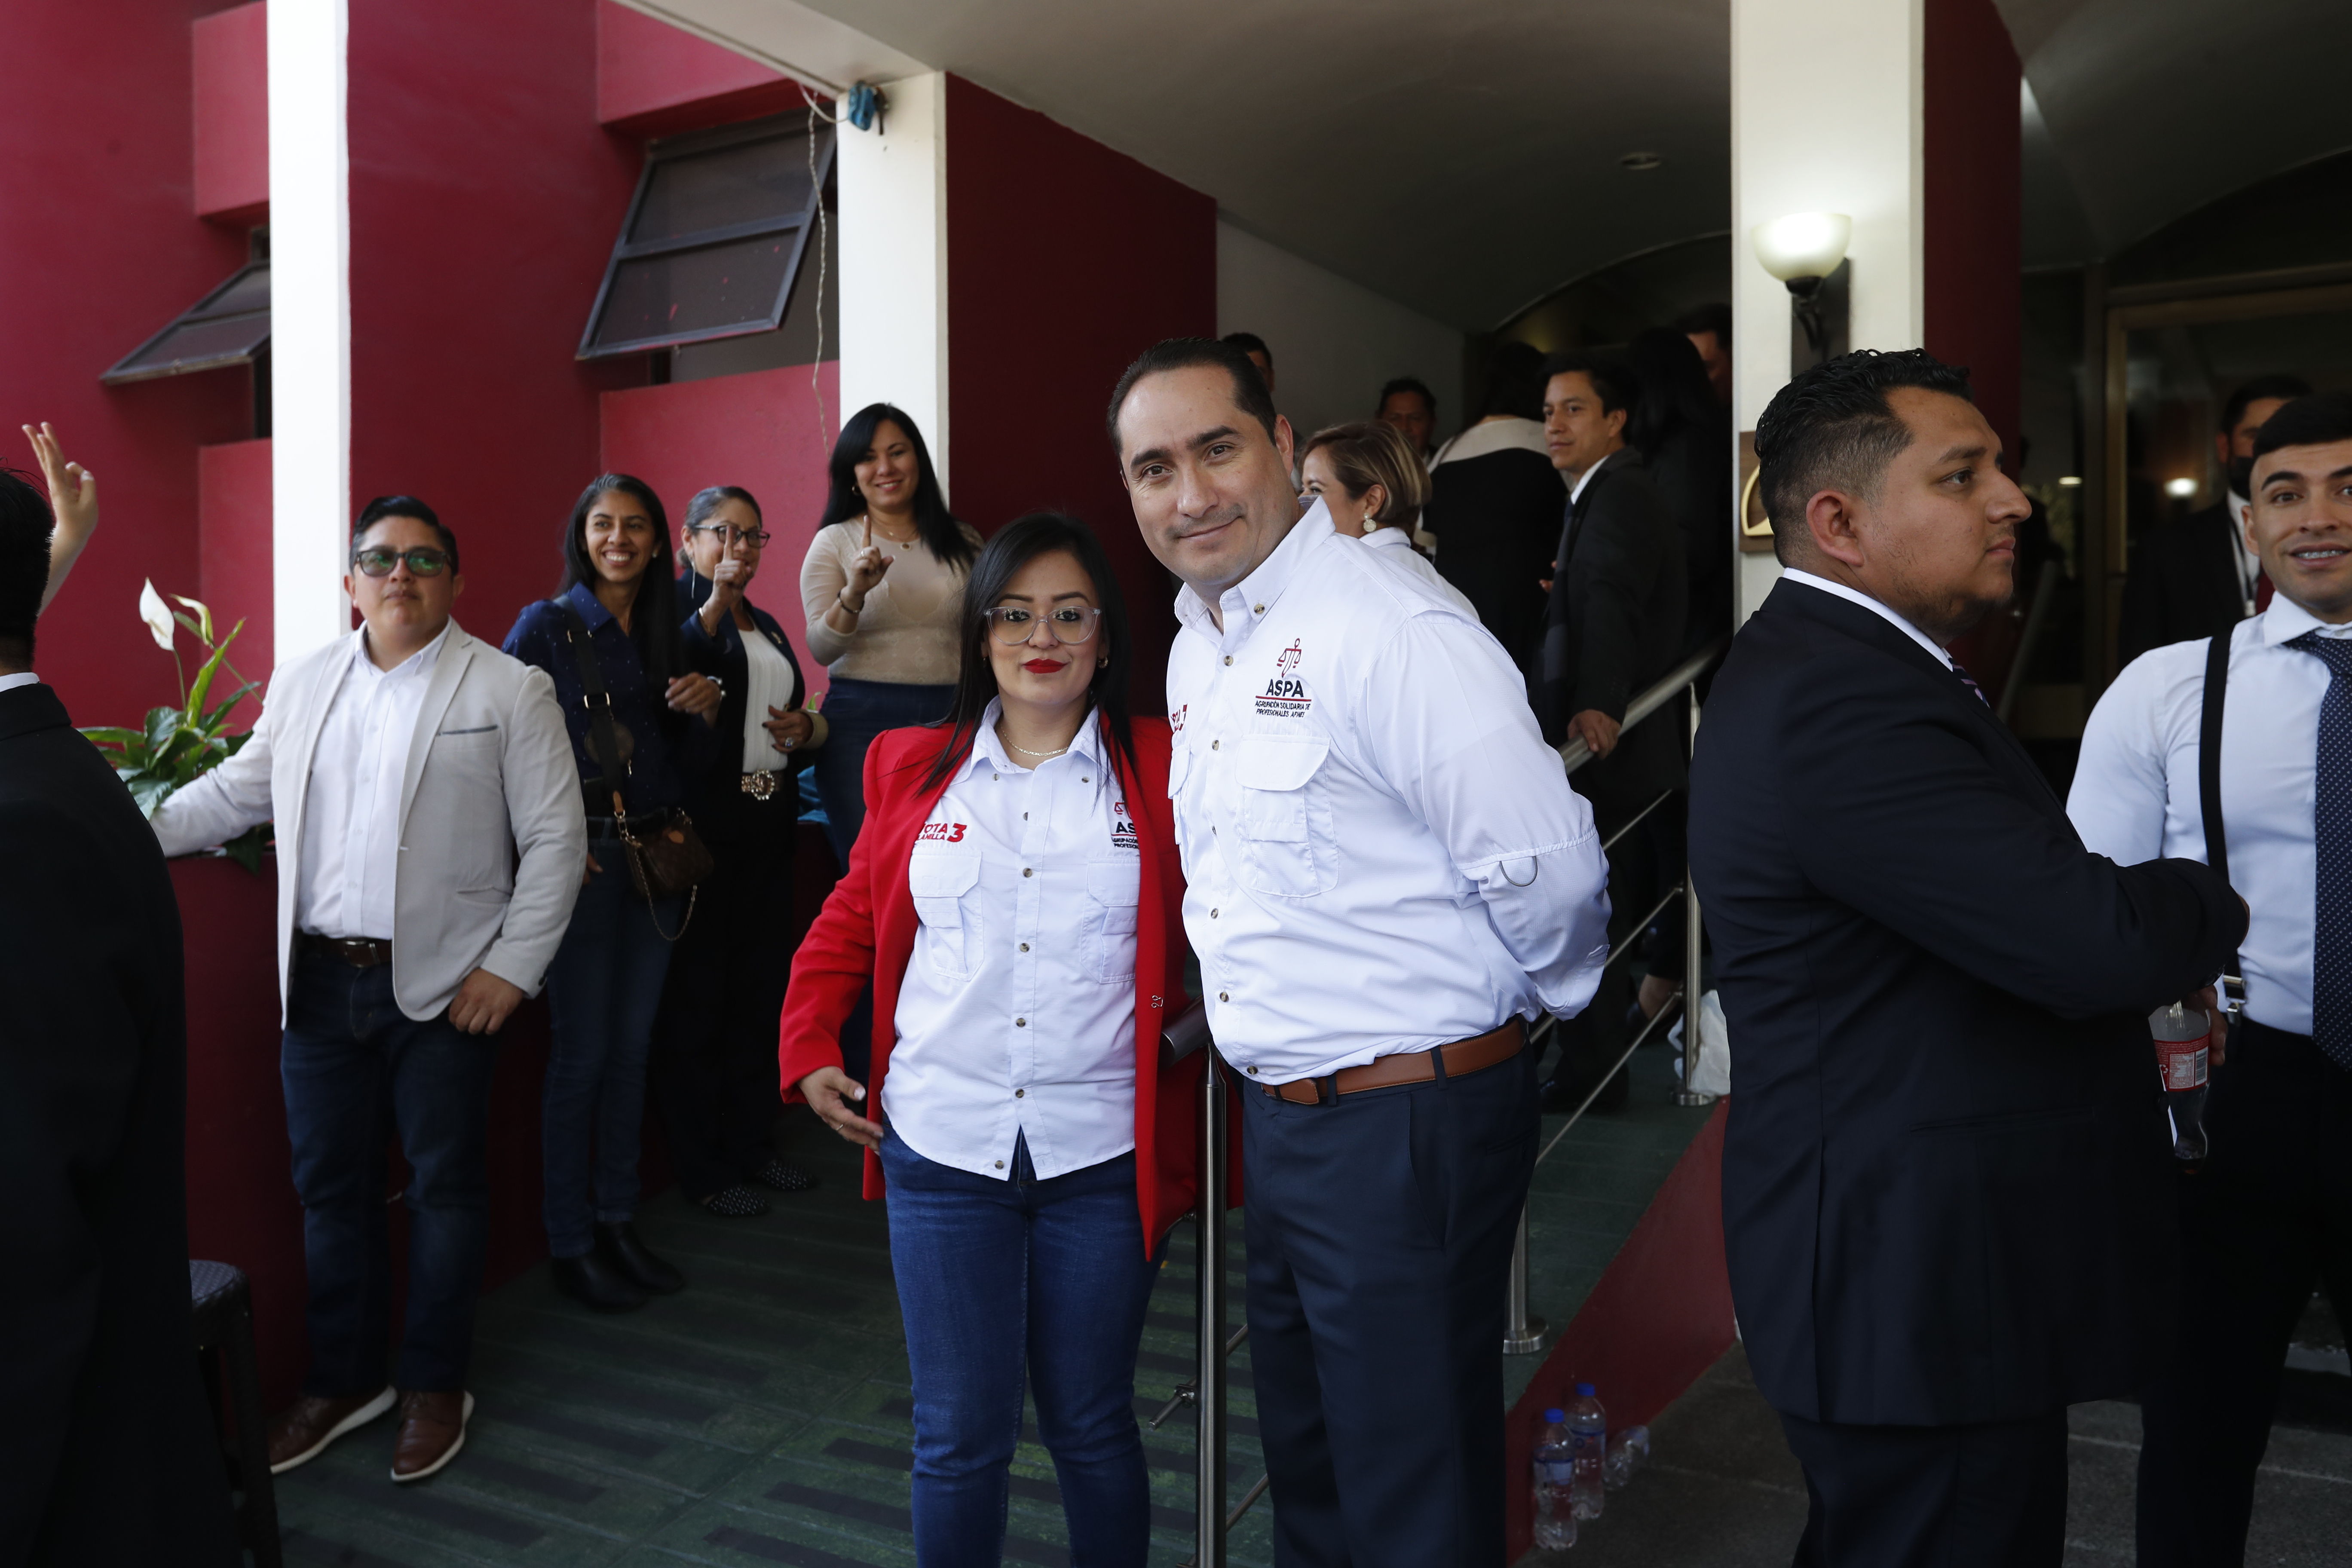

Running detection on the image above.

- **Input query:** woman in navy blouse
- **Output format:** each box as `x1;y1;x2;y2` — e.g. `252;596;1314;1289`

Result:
503;474;720;1314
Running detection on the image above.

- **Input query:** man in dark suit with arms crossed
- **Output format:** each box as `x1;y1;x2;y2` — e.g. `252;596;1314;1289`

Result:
1688;350;2247;1565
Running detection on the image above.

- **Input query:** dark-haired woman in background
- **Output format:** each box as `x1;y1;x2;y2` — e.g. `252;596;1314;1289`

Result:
504;475;719;1313
799;404;982;869
655;484;828;1218
779;514;1197;1567
1624;326;1734;656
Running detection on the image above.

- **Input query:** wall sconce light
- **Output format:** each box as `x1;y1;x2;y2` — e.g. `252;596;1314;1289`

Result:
2165;477;2199;499
1753;212;1852;367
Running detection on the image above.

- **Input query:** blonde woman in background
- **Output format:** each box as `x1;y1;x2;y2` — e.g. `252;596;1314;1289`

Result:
1300;420;1480;619
799;404;983;870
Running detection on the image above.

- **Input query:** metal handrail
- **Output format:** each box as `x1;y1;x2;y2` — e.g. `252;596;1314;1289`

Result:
1556;634;1730;775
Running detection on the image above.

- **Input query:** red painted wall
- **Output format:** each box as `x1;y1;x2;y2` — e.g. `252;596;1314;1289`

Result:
5;1;255;732
192;1;267;224
347;0;646;654
1923;0;2022;465
600;361;842;691
944;76;1218;716
1504;1105;1739;1560
198;438;273;684
596;0;799;138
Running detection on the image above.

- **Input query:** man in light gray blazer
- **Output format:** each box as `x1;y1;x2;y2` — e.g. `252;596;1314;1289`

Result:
153;496;583;1485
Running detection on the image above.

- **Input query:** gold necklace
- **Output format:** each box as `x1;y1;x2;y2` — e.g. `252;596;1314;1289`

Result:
1007;740;1071;760
862;511;918;545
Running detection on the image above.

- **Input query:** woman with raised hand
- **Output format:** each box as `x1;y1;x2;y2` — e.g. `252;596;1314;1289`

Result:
779;513;1200;1568
798;404;981;869
503;475;719;1314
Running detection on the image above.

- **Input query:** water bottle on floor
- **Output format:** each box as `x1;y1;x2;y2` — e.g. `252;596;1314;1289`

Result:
1568;1383;1607;1520
1532;1408;1577;1550
1605;1424;1651;1490
2150;1001;2212;1171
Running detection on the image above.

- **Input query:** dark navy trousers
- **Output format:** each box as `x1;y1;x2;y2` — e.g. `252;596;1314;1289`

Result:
1240;1041;1538;1568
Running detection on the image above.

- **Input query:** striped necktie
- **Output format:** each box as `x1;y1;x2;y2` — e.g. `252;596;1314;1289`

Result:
1949;658;1989;707
2290;629;2352;1069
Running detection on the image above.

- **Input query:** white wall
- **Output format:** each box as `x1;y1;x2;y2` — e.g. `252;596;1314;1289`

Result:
1216;219;1463;450
838;71;950;483
267;0;353;665
1730;0;1926;619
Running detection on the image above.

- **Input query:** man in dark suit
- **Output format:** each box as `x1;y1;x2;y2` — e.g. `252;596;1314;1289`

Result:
1535;351;1687;1112
0;460;237;1563
1688;349;2247;1566
2117;374;2311;664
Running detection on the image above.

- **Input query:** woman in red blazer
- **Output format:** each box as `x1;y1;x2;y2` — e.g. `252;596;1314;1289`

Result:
778;512;1197;1567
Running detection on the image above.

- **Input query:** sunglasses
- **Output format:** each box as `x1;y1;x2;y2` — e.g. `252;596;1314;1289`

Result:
352;547;452;578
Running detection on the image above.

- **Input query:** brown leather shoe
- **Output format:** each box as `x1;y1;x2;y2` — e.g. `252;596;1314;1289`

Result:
266;1386;396;1473
389;1389;474;1482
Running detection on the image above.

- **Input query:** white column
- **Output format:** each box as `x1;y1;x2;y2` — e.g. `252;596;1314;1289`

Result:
1730;0;1926;619
837;71;949;485
267;0;352;663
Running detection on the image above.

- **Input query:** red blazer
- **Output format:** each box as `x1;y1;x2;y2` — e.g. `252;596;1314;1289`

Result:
778;716;1222;1249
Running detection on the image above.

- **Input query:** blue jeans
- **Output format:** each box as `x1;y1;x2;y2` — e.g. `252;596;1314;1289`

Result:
282;946;499;1394
542;824;682;1259
812;677;955;869
881;1129;1161;1568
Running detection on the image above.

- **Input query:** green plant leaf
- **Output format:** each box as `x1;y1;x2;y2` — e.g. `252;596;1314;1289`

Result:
220;823;272;874
200;680;261;732
144;706;182;752
129;775;177;815
184;631;237;718
78;726;145;748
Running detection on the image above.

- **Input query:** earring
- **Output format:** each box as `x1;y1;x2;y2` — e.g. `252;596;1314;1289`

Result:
1098;656;1109;668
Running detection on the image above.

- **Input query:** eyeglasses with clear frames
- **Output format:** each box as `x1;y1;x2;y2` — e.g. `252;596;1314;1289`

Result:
984;605;1104;645
691;523;772;547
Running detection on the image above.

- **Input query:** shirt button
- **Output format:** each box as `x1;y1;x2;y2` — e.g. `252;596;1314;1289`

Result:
1020;942;1030;952
1211;739;1219;750
1210;908;1219;919
1023;867;1033;878
1254;604;1265;614
1082;776;1089;783
1016;1017;1027;1027
1246;1065;1259;1075
995;1160;1005;1169
1219;991;1230;1002
1015;1088;1025;1098
1223;655;1233;666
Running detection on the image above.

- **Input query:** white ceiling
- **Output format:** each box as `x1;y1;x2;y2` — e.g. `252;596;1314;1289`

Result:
1996;0;2352;259
642;0;1731;332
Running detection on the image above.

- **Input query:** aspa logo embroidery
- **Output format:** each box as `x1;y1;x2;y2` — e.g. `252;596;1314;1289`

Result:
916;821;968;842
1112;799;1138;851
1256;639;1311;718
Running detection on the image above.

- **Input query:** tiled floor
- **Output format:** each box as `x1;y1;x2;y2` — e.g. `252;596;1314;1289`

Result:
270;1039;1716;1566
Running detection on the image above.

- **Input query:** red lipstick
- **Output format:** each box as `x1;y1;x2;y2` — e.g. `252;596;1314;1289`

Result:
1022;658;1064;674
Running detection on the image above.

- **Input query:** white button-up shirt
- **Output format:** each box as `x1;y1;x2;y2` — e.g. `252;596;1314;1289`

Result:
2068;597;2352;1035
296;624;447;940
739;625;798;771
1360;525;1479;619
1168;500;1613;1085
1781;569;1956;671
886;704;1142;1180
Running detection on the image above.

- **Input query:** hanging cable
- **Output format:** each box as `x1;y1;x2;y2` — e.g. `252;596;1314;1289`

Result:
799;83;832;453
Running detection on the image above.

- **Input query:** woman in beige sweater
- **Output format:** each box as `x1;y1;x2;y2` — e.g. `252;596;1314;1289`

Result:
799;403;982;867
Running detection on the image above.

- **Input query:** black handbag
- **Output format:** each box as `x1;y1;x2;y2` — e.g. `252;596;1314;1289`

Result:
556;603;713;940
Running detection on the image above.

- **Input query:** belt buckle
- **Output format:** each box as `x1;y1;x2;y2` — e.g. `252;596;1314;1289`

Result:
741;770;778;801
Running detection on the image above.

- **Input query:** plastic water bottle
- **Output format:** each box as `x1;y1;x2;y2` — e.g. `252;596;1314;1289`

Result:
2150;1001;2212;1171
1567;1383;1607;1520
1532;1408;1577;1550
1604;1424;1651;1490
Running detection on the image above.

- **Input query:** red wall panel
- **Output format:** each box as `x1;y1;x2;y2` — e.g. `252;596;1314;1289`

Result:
347;0;645;657
3;1;255;732
600;361;842;692
198;437;273;686
1923;0;2022;465
596;0;799;139
192;1;267;224
944;76;1218;717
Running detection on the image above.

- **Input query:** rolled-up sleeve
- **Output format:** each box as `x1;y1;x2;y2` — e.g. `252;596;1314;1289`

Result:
1362;611;1615;1019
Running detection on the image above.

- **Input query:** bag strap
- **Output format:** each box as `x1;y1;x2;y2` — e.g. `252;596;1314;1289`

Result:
2199;629;2247;1014
555;601;628;817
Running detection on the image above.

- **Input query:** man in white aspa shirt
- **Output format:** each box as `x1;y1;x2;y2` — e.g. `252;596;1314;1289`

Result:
1108;337;1613;1567
2070;392;2352;1565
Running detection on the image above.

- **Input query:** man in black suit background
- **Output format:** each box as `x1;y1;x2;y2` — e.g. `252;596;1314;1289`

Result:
2117;374;2310;664
1535;351;1686;1112
1688;350;2247;1565
0;454;238;1565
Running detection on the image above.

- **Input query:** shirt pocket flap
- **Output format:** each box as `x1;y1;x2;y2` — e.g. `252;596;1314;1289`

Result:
1237;738;1329;792
1087;857;1142;907
907;849;982;899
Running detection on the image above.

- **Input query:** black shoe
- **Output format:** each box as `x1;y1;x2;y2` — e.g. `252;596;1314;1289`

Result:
596;1221;684;1295
552;1250;646;1313
753;1158;819;1194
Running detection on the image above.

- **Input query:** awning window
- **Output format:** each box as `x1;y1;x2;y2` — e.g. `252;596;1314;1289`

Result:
102;261;270;384
579;111;835;361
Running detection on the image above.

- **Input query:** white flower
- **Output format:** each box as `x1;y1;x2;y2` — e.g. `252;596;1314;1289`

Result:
139;579;176;652
171;594;215;645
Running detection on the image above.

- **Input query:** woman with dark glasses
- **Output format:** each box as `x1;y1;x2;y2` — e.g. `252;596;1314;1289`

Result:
780;513;1204;1567
653;484;829;1217
503;474;720;1314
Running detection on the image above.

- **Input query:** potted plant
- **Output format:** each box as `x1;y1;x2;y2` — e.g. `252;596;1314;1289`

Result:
80;580;270;869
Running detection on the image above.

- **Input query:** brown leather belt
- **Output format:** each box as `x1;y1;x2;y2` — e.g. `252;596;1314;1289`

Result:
301;933;393;968
1263;1017;1525;1105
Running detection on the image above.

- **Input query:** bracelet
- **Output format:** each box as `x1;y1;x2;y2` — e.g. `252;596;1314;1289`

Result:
836;590;862;616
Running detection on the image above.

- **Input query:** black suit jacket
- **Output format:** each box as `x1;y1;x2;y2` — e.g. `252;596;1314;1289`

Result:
1425;444;1562;672
1539;448;1687;812
677;574;808;809
1686;582;2245;1426
2117;501;2248;665
0;683;236;1564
